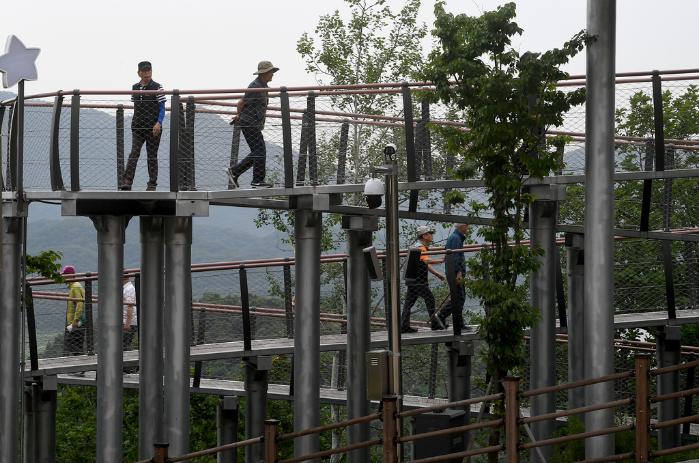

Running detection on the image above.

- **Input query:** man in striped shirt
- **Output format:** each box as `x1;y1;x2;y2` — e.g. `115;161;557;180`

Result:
120;61;166;191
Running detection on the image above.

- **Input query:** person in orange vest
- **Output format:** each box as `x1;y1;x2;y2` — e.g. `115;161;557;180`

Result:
400;226;445;333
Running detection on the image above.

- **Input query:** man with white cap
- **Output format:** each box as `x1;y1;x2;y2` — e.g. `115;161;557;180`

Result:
228;60;279;188
400;225;445;333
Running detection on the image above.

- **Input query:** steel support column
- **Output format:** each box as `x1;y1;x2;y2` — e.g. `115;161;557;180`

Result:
584;0;616;458
93;215;126;463
342;216;377;463
0;216;21;463
164;217;193;458
139;217;165;459
217;396;239;463
657;325;681;449
566;233;585;410
293;205;321;461
529;198;557;463
25;377;57;463
245;356;271;463
447;341;472;404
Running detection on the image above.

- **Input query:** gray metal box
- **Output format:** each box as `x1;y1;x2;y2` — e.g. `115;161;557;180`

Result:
411;409;466;462
366;350;390;400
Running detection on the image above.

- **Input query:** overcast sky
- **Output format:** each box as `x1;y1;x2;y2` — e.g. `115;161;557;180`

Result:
2;0;697;95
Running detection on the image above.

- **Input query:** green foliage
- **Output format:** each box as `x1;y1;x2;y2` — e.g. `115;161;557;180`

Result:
423;2;587;377
27;249;64;282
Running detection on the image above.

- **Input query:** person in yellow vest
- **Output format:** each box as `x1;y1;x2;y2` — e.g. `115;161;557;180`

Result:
61;265;85;355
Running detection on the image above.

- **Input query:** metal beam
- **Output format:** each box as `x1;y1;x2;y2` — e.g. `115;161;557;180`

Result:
566;234;585;410
245;356;271;463
92;215;126;463
164;217;193;457
584;0;616;458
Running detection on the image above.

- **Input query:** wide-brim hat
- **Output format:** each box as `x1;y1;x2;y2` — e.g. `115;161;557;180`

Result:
254;60;279;75
416;225;435;238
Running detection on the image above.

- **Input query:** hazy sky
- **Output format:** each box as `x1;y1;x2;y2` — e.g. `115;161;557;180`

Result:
2;0;697;95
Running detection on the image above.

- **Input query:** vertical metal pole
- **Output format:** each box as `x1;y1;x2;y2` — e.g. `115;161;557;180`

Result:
504;377;520;463
306;92;318;185
420;100;432;180
0;216;21;463
185;97;196;191
529;198;556;463
70;90;80;191
656;325;681;449
25;285;39;373
49;92;65;191
240;267;252;352
23;385;35;463
229;124;241;189
139;217;165;459
566;234;585;410
116;104;124;187
8;104;16;190
15;80;24;193
245;357;270;463
634;354;650;463
164;216;192;457
584;0;616;458
84;276;94;355
92;215;126;463
280;88;294;188
344;222;375;463
652;72;666;172
35;378;57;463
297;111;309;185
217;396;239;463
169;91;181;192
384;158;402;400
336;122;349;184
293;206;321;460
401;83;418;212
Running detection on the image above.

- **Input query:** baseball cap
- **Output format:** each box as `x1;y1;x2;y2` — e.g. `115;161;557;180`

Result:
253;60;279;75
61;265;76;275
416;225;435;238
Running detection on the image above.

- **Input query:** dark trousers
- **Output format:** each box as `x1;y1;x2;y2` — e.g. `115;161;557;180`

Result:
123;326;138;351
123;128;161;188
400;284;436;329
441;281;466;335
230;125;266;183
63;328;85;356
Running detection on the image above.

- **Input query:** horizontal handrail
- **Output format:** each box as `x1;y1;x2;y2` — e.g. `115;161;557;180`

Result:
573;452;635;463
651;357;699;376
652;412;699;430
410;444;503;463
653;385;699;403
521;398;632;424
398;392;505;418
397;418;503;444
278;412;381;441
278;438;382;463
651;441;699;458
522;371;634;398
520;424;634;450
166;435;262;462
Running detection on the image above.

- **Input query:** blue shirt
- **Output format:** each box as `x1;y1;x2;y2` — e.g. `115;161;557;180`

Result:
445;229;466;275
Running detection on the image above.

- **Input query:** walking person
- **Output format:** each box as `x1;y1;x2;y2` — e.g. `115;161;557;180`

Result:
122;275;138;350
400;226;446;333
61;265;86;355
121;61;166;191
227;60;279;189
440;224;470;335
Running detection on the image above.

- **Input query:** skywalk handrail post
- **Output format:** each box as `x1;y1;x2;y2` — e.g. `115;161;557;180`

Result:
153;442;169;463
70;90;80;191
240;265;252;352
307;91;318;185
296;111;309;185
382;396;398;463
116;104;124;188
504;376;520;463
634;354;651;462
169;90;181;192
280;87;294;188
84;276;94;355
264;419;280;462
336;121;349;184
401;82;418;212
15;80;24;193
49;91;65;191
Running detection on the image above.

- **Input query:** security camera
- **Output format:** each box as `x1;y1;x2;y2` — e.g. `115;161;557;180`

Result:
364;177;385;209
383;144;397;156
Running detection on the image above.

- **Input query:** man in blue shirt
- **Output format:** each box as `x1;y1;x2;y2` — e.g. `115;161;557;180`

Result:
227;60;279;189
440;223;470;335
121;61;166;191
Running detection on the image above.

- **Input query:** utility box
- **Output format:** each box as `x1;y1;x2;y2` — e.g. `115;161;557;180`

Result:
366;350;390;400
411;410;466;462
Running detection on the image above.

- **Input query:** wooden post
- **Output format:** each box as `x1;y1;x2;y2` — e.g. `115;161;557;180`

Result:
635;354;651;463
382;396;398;463
153;442;169;463
264;419;279;463
504;377;520;463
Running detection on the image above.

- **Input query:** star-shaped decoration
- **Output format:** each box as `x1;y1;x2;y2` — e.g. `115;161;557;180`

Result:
0;35;40;89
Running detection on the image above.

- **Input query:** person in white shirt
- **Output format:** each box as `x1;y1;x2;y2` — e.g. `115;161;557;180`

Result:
122;275;138;350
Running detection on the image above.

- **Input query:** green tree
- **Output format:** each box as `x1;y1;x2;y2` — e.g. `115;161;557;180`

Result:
422;4;586;452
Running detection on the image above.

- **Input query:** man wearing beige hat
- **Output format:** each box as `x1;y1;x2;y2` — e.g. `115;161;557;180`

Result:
227;60;279;188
